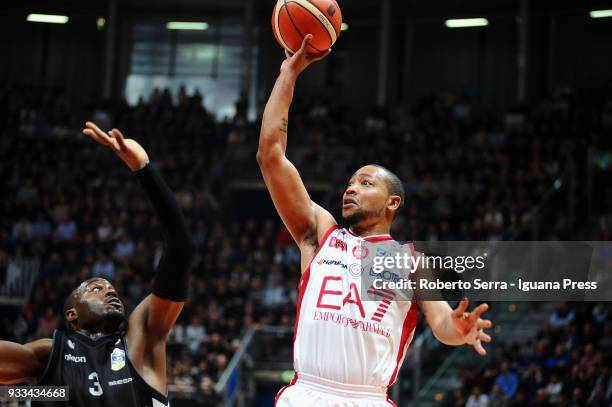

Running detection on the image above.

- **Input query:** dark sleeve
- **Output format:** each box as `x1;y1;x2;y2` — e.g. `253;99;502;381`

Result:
135;163;194;301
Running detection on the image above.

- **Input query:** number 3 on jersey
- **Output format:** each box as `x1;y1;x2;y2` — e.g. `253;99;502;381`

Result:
88;372;104;396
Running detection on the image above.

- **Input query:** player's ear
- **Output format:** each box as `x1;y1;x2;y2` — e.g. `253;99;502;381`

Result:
387;195;401;211
65;308;78;323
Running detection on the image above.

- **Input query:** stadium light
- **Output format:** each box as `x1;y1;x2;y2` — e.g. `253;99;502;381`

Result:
97;17;105;30
341;23;349;31
590;9;612;18
166;22;209;30
445;18;489;28
26;14;69;24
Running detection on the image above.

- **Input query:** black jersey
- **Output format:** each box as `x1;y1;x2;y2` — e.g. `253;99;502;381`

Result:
34;330;168;407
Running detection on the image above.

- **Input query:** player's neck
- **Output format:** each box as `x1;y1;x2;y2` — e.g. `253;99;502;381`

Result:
76;329;113;340
349;223;390;238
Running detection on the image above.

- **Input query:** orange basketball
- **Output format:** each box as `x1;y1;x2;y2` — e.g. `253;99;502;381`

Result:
272;0;342;55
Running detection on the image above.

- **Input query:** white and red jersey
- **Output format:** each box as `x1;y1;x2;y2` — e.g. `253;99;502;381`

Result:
292;226;420;389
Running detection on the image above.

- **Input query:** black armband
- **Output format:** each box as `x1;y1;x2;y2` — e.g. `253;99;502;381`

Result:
136;163;194;301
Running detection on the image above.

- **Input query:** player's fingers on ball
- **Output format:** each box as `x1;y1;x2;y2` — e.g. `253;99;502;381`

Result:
299;34;312;52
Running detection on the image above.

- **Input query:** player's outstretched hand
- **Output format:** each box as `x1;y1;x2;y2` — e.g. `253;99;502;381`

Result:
82;121;149;171
451;298;492;355
280;34;331;78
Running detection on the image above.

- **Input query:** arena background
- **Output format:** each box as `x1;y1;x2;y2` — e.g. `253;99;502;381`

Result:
1;0;611;405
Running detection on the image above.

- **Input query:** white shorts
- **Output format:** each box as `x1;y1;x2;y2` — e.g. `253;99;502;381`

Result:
274;373;396;407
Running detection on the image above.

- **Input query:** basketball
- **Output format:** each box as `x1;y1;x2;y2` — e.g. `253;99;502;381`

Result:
272;0;342;55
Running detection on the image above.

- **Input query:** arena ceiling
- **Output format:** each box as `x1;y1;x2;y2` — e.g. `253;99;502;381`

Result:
7;0;612;19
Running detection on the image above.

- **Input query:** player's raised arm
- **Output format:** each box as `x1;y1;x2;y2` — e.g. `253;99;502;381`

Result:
257;35;335;254
82;122;194;340
83;122;194;393
0;339;52;384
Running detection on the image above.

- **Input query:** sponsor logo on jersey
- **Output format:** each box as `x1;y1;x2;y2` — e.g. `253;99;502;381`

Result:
67;339;75;349
108;377;133;386
376;248;388;257
368;267;401;282
64;353;86;363
111;347;126;371
352;245;369;260
328;236;347;252
317;258;347;269
349;263;363;277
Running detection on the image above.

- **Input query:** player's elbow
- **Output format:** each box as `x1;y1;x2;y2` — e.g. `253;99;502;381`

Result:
256;144;283;168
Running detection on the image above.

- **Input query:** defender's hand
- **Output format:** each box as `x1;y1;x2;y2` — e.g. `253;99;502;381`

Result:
83;121;149;171
280;34;331;79
451;298;492;355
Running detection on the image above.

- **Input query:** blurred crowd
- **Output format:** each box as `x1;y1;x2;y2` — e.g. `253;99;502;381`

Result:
447;302;612;407
0;83;610;405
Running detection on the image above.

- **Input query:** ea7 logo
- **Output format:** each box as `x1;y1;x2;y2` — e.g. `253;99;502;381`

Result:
328;237;347;252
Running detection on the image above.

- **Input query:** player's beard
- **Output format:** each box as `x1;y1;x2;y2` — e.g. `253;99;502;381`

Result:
342;206;384;226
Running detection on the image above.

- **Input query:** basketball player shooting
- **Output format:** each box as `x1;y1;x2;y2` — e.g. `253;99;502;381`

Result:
0;122;194;407
257;35;493;406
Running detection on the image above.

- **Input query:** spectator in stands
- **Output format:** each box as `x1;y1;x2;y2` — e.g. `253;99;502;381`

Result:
494;361;519;399
91;252;116;281
114;234;135;260
545;344;569;372
534;388;551;407
549;302;575;327
488;384;509;406
544;374;563;403
36;306;59;338
466;386;489;407
185;314;206;353
56;217;77;240
579;343;602;371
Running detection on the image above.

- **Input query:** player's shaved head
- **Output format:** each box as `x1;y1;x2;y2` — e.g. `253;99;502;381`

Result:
368;164;405;209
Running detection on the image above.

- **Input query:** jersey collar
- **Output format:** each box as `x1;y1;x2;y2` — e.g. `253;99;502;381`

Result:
345;228;393;242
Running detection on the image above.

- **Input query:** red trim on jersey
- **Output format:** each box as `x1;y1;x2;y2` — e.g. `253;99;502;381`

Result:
345;228;393;242
386;393;398;406
294;224;338;341
285;224;338;398
316;225;340;259
387;299;420;387
274;372;298;405
367;289;394;301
